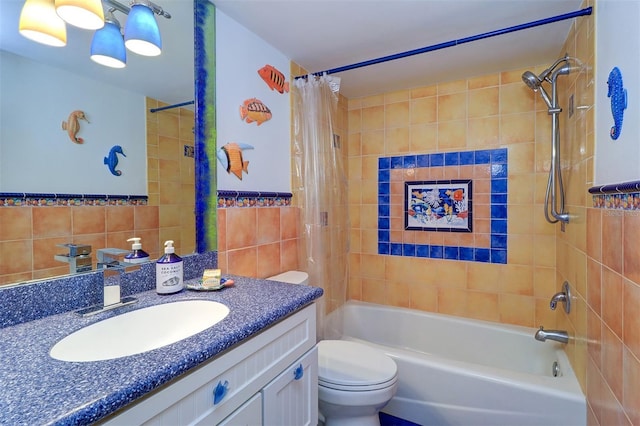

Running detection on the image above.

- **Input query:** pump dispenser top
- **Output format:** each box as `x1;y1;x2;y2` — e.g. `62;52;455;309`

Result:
128;237;143;250
124;237;150;264
164;240;175;254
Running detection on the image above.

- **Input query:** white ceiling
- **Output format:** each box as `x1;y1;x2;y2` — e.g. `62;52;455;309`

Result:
0;0;587;102
213;0;587;98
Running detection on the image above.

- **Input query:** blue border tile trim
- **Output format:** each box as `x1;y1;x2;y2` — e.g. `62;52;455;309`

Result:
378;148;508;264
0;193;147;207
217;190;292;208
588;179;640;194
589;179;640;210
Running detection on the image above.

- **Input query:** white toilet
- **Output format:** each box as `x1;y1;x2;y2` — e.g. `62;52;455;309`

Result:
266;271;398;426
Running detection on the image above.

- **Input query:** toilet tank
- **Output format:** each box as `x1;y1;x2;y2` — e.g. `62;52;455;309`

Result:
266;271;309;286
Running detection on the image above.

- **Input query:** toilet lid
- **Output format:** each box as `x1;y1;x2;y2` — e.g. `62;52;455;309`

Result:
317;340;397;389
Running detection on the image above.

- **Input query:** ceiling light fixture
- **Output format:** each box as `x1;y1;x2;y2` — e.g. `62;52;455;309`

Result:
18;0;171;67
124;0;161;56
90;10;126;68
55;0;105;30
18;0;67;47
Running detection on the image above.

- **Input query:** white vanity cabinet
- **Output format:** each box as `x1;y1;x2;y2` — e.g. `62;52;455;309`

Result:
102;304;317;426
261;346;317;426
219;347;318;426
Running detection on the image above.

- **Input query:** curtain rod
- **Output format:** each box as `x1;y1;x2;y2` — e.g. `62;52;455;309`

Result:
149;100;195;113
295;7;592;79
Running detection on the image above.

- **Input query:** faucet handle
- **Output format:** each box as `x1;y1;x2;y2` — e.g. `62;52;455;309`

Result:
97;248;130;265
549;281;571;313
549;293;567;310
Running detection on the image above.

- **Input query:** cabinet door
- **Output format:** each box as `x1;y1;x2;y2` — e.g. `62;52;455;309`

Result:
262;347;318;426
217;393;262;426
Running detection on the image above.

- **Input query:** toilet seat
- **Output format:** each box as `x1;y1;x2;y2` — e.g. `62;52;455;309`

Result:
317;340;397;391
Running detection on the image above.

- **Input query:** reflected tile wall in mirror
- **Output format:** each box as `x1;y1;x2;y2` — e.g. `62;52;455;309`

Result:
0;99;195;286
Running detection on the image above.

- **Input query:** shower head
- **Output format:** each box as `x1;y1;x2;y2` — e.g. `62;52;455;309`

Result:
522;69;552;108
522;55;571;110
522;71;543;91
522;55;571;91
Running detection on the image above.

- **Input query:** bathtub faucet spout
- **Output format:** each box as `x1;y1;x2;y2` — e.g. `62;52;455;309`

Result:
535;326;569;344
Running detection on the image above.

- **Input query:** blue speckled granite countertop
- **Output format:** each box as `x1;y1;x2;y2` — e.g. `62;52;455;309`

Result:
0;276;322;425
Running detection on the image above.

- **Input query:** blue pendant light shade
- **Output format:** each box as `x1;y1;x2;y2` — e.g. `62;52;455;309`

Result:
124;2;161;56
90;14;126;68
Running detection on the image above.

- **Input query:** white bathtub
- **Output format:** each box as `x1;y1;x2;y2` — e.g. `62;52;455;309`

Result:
330;301;586;426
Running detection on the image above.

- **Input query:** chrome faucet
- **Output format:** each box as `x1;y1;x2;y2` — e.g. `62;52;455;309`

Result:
54;243;93;274
535;326;569;344
75;249;138;317
549;292;567;310
549;281;571;313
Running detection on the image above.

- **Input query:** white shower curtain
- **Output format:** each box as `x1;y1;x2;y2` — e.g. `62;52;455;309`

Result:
293;74;348;340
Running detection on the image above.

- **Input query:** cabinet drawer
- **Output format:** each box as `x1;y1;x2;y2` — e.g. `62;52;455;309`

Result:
103;304;316;425
217;392;262;426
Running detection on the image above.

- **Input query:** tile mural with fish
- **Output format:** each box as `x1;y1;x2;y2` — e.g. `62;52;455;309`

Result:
378;148;507;264
405;179;472;232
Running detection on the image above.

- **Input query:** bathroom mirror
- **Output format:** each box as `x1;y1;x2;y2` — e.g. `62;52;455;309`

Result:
0;0;196;286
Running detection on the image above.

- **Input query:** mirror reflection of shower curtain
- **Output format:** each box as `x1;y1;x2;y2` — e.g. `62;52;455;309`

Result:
293;74;348;341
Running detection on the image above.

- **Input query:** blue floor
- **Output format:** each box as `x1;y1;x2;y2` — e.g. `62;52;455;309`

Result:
379;412;422;426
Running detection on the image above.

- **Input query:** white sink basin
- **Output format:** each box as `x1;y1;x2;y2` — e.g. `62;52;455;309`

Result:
50;300;230;362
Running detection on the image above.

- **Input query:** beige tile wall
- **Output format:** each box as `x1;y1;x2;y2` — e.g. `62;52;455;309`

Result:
0;204;160;284
216;206;301;278
583;209;640;425
347;69;559;328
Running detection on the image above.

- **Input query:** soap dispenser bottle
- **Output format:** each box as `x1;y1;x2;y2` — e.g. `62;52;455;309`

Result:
156;240;183;294
124;237;150;264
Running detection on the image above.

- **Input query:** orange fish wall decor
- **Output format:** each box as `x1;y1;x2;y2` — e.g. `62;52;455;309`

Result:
258;64;289;94
62;110;89;144
239;98;272;126
217;142;254;180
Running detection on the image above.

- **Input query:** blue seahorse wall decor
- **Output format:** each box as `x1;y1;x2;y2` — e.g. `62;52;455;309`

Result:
607;67;627;140
104;145;126;176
